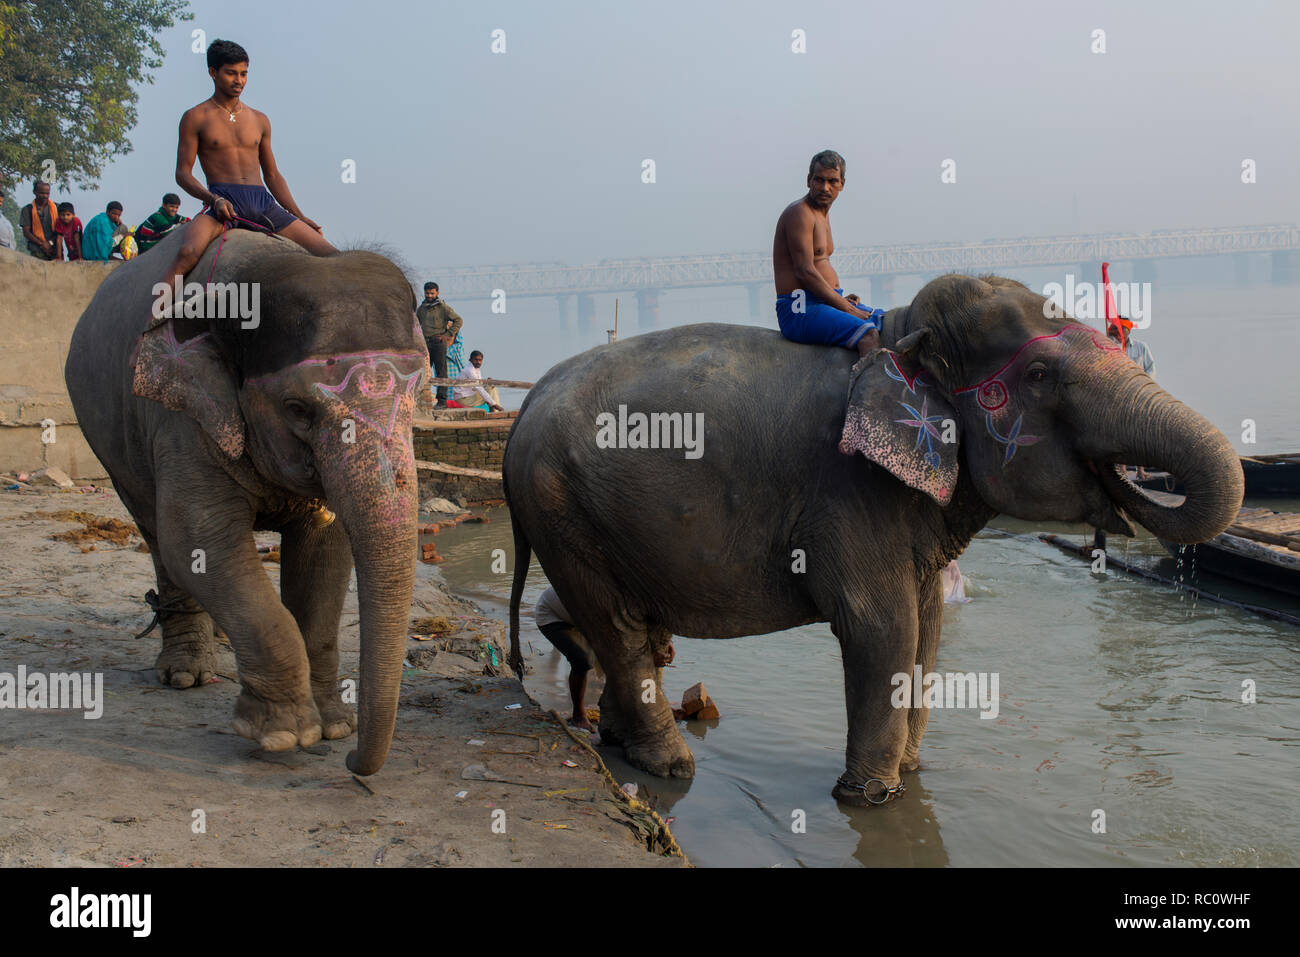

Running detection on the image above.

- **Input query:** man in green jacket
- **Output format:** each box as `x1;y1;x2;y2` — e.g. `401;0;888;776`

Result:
135;193;191;254
415;281;464;408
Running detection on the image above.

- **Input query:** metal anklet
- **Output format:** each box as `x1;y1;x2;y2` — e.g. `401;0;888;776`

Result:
836;774;906;805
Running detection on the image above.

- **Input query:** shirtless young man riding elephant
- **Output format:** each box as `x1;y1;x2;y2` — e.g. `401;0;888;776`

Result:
154;38;335;316
773;149;885;356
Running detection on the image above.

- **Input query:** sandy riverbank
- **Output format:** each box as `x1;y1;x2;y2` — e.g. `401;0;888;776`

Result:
0;487;685;868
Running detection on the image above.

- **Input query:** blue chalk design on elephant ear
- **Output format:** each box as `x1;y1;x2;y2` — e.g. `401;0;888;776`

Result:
895;396;948;476
985;412;1043;466
882;352;930;394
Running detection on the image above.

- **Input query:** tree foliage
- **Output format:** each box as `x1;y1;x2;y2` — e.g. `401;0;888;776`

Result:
0;0;192;190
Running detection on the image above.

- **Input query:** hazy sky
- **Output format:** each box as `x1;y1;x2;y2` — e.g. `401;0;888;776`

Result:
53;0;1300;276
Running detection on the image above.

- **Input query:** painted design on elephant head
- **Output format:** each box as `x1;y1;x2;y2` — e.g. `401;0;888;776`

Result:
985;412;1042;465
315;358;423;440
949;327;1084;468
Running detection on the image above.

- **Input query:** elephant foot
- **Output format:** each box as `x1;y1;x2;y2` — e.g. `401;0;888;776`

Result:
832;774;906;808
313;691;357;740
900;752;921;773
154;639;220;690
232;690;323;751
623;730;696;779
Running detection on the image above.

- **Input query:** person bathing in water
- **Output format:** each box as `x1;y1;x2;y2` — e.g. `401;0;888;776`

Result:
153;39;335;318
773;150;886;356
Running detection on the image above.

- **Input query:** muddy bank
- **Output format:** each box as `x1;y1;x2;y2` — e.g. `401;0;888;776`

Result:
0;487;684;867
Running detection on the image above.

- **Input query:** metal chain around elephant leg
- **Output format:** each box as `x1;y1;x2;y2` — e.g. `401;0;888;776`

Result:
149;580;222;689
835;774;907;805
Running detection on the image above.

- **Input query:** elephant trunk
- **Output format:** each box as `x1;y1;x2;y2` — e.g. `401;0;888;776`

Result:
1085;372;1243;544
319;430;419;776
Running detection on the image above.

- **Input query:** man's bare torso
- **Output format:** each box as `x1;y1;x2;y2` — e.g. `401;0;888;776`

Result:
187;99;267;185
773;197;839;296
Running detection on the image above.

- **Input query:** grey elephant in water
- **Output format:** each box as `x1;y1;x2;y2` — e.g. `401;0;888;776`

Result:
65;230;428;775
504;274;1243;806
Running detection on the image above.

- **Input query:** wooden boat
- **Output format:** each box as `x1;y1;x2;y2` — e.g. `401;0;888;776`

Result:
1160;506;1300;598
1135;453;1300;498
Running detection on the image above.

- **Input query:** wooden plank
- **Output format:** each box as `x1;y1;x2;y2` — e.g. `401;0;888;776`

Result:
415;460;502;480
427;377;534;389
1225;524;1300;554
412;417;515;431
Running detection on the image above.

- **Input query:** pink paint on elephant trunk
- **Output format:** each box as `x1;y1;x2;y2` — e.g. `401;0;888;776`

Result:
316;385;421;776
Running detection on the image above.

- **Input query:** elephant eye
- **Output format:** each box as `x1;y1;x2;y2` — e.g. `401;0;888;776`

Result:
284;398;312;422
1026;364;1048;383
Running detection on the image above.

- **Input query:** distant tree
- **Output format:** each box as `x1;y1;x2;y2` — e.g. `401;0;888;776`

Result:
0;0;192;189
2;190;20;250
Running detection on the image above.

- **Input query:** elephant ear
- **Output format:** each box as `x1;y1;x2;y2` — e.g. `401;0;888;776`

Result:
131;321;245;460
838;345;960;505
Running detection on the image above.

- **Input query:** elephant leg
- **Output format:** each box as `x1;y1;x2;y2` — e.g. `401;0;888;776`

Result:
827;591;919;807
112;482;221;689
587;612;692;778
150;552;220;689
280;515;356;740
901;574;943;773
154;474;321;752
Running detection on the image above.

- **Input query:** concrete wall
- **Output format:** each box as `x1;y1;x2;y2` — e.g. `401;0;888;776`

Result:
0;248;119;479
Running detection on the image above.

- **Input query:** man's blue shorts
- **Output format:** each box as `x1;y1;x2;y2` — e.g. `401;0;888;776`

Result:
775;287;885;349
202;182;297;233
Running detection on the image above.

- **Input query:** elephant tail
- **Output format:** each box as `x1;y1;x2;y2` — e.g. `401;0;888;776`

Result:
507;510;530;680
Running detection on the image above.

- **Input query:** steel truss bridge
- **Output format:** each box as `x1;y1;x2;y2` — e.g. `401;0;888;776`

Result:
431;224;1300;301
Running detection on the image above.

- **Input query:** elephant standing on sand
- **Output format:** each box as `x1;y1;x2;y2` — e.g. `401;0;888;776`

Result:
504;274;1243;806
65;230;429;775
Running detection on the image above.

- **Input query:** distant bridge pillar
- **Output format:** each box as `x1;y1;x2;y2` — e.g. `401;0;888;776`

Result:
1234;253;1251;288
577;294;597;335
747;283;765;319
1077;262;1098;283
636;288;661;329
1133;259;1158;287
869;275;895;306
1271;250;1298;285
556;294;573;331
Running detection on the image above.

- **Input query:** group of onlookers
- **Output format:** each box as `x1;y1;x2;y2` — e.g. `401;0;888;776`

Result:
415;281;504;412
1;181;191;262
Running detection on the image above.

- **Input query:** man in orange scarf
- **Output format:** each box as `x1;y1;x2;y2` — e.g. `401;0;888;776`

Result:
20;181;58;260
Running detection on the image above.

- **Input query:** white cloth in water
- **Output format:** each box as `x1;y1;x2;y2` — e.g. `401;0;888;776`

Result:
942;560;971;603
535;586;573;628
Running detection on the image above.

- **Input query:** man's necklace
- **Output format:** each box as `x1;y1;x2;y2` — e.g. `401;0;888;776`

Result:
212;97;243;122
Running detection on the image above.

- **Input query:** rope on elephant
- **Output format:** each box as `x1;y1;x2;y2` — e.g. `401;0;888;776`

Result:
131;588;202;640
548;709;692;864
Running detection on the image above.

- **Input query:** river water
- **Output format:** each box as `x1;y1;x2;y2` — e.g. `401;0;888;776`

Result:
428;278;1300;867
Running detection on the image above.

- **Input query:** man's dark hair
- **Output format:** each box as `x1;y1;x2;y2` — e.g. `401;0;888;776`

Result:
162;193;181;206
107;201;123;213
470;350;484;361
58;202;74;214
207;39;249;70
809;149;846;180
424;281;439;292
